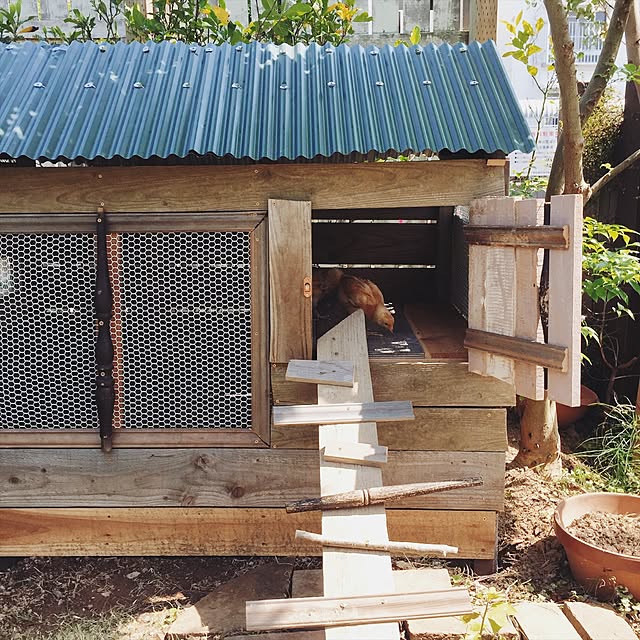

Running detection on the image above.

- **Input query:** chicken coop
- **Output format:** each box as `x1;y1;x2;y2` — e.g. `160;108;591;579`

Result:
0;19;581;571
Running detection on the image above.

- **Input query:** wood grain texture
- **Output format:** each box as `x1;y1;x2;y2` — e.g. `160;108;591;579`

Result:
0;162;506;214
468;197;517;384
269;199;313;362
312;221;437;265
514;199;545;401
271;362;515;407
322;443;388;467
548;195;583;407
404;304;467;359
245;588;471;631
272;401;414;426
271;407;507;451
286;360;354;387
0;508;497;558
316;310;398;640
0;449;503;510
464;225;568;248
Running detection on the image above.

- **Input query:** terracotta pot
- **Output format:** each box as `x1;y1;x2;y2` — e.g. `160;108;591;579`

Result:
554;492;640;600
556;385;599;428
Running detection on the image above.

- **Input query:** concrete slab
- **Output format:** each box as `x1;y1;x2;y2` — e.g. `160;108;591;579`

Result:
563;601;637;640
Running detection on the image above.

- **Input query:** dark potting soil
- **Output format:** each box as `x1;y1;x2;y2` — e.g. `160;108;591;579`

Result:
568;511;640;557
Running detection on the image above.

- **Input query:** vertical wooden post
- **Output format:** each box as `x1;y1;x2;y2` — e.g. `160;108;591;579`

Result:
547;195;582;407
268;199;313;362
436;206;453;303
468;0;498;41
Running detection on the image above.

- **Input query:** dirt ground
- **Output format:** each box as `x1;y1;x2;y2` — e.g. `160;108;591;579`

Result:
0;422;638;639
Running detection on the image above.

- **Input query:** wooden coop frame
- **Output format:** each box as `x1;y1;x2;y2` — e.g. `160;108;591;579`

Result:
0;160;521;570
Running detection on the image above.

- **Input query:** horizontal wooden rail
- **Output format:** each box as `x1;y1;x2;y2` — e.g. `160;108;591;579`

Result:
285;360;354;387
464;329;567;372
272;400;415;426
463;225;569;248
246;587;471;631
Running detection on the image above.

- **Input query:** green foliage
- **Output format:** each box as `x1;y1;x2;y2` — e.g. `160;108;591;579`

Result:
578;402;640;494
509;172;548;197
501;11;545;77
620;63;640;84
582;90;624;185
0;0;36;41
461;587;517;640
395;25;421;47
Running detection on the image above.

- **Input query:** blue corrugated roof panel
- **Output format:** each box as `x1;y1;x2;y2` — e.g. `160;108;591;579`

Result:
0;40;534;163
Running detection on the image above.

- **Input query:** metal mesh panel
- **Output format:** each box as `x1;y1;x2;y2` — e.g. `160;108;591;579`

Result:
0;234;98;429
109;232;253;429
1;230;253;432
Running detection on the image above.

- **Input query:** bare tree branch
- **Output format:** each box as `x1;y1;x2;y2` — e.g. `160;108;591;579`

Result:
544;0;585;195
546;0;634;197
588;147;640;200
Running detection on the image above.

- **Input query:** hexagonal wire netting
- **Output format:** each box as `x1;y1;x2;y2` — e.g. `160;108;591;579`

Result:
0;231;253;430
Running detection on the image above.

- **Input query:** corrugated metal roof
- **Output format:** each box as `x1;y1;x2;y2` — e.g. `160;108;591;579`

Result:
0;40;534;163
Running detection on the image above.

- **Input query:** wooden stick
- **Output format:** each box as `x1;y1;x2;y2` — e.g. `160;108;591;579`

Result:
272;400;414;426
295;530;459;557
246;587;472;631
464;225;569;248
286;478;483;513
464;328;567;371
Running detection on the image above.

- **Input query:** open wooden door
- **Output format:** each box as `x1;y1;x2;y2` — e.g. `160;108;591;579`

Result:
464;195;582;407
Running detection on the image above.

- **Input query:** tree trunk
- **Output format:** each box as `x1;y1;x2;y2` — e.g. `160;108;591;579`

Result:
513;394;562;479
627;0;640;105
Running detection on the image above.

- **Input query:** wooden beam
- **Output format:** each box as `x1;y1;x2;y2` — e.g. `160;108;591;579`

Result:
0;449;504;511
245;589;472;631
316;310;398;640
272;401;414;426
271;407;508;451
514;199;545;401
463;225;569;249
464;329;567;371
0;162;506;214
285;478;483;513
271;362;516;408
269;199;313;362
548;195;583;407
0;508;498;557
321;443;387;467
294;530;458;556
286;360;354;387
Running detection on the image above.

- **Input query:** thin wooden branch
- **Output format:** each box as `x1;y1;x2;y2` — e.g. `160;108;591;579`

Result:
285;478;483;513
463;225;568;248
294;530;459;557
588;147;640;201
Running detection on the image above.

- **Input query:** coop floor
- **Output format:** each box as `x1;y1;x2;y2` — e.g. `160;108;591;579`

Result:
314;302;467;360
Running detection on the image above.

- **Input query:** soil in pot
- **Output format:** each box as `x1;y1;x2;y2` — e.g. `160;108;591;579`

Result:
568;511;640;557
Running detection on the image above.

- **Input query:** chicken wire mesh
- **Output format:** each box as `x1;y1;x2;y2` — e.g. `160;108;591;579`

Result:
0;231;253;430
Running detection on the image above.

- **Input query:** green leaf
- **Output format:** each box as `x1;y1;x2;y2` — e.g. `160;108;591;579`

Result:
501;20;516;34
515;10;522;25
410;25;420;45
352;12;372;22
535;16;544;32
284;3;313;18
527;64;538;76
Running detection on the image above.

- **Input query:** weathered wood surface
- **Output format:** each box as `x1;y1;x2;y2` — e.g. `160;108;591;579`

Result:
271;407;507;451
321;442;388;467
269;199;313;362
0;162;506;214
0;449;504;510
273;401;414;426
548;194;583;407
272;362;515;407
246;589;471;631
404;304;467;359
513;602;582;640
286;360;354;387
468;197;517;384
464;329;567;371
0;508;497;557
316;310;398;640
312;221;437;265
286;479;483;513
463;225;568;248
514;199;545;401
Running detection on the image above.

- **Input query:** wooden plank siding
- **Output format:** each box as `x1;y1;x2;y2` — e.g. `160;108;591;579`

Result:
0;449;504;510
271;361;515;407
0;162;506;214
271;407;507;451
0;508;498;558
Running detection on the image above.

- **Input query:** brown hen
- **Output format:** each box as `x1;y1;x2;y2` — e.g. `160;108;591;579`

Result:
336;271;394;333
